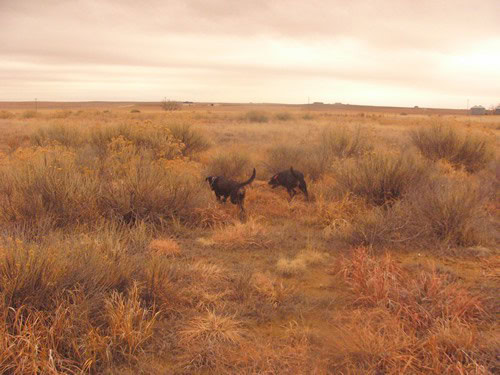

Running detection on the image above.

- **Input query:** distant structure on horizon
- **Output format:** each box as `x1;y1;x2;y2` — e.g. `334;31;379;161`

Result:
470;105;486;115
495;106;500;115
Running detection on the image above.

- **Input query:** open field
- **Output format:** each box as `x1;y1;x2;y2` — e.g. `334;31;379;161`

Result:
0;103;498;374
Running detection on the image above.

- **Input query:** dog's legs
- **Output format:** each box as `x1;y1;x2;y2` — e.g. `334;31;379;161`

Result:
238;201;247;221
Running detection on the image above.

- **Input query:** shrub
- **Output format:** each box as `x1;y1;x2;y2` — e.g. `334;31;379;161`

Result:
276;249;328;277
168;124;211;156
21;110;38;119
31;122;185;161
99;157;208;226
265;127;372;181
333;151;428;206
340;248;487;330
408;174;491;246
51;110;73;118
339;200;423;247
0;110;15;119
410;124;494;172
0;139;209;232
319;126;372;159
162;100;182;111
206;151;253;179
130;109;141;113
0;146;100;229
0;232;162;373
339;173;492;248
331;248;496;374
31;124;84;148
275;112;293;121
208;218;272;250
244;111;269;123
265;145;303;175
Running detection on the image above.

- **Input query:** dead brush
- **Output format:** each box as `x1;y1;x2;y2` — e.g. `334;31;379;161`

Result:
407;174;492;247
410;124;495;173
177;310;248;372
313;190;367;230
329;289;494;373
339;248;488;330
0;305;83;374
250;272;295;308
148;238;181;257
208;218;272;249
192;203;233;228
276;249;328;277
332;151;429;206
179;310;247;346
105;282;159;362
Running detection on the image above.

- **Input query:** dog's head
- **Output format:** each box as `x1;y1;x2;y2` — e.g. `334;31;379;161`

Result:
268;174;279;187
205;176;218;190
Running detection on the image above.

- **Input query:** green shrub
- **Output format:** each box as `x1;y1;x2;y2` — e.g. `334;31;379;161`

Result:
410;124;494;172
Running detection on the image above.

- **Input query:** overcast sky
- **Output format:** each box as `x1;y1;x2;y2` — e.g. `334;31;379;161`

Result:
1;0;499;108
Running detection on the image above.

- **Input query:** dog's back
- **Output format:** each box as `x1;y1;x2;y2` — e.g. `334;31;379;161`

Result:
269;167;308;199
206;169;256;210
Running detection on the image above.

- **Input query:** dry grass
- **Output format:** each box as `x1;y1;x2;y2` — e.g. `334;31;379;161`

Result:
411;124;495;172
276;248;328;277
332;151;429;206
0;103;497;374
208;218;272;249
149;238;181;256
205;149;254;179
331;248;495;373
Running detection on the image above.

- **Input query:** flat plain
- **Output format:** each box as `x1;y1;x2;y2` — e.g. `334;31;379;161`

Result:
0;102;498;374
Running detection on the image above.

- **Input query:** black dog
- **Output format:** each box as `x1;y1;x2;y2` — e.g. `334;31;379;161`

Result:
206;168;256;212
268;167;308;200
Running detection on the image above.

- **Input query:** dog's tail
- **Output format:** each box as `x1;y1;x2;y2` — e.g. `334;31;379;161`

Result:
290;166;299;179
238;168;256;188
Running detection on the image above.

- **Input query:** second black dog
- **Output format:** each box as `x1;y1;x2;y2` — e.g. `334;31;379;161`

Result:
206;168;256;212
268;167;308;199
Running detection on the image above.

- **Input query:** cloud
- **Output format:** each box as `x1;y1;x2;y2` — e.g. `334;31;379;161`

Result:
0;0;499;106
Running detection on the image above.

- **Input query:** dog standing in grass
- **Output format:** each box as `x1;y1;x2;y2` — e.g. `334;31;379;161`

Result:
206;168;256;213
268;167;308;200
